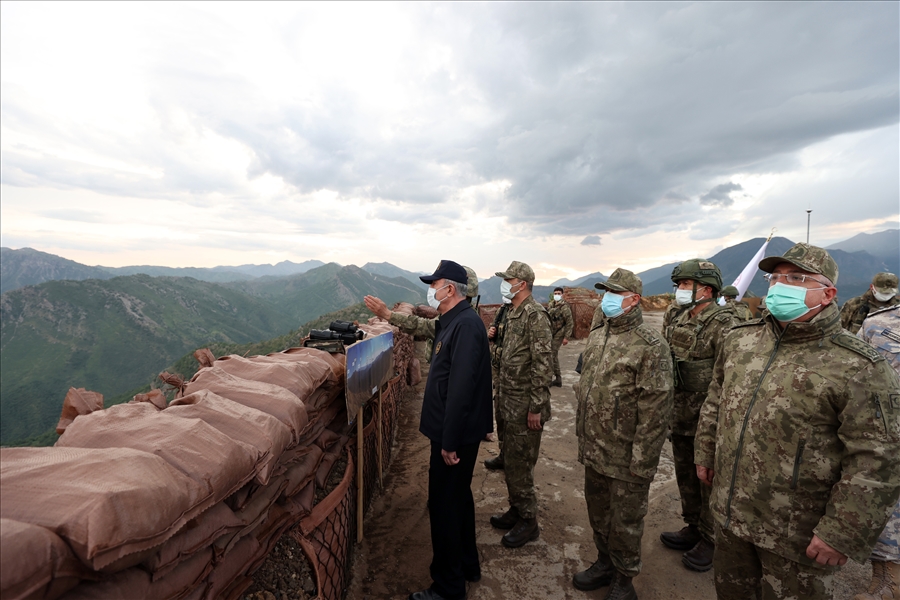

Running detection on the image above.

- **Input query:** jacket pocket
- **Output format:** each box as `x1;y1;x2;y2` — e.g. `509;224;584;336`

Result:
790;438;806;490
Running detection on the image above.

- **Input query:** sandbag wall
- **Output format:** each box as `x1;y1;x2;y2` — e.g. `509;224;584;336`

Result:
1;315;416;600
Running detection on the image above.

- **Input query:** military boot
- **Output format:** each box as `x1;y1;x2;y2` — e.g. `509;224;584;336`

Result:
483;454;505;470
573;553;615;591
682;538;714;572
854;560;900;600
660;524;701;550
489;506;519;529
551;375;562;387
604;572;637;600
501;517;540;548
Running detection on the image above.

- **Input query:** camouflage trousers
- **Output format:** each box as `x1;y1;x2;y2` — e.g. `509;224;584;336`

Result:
714;525;836;600
872;496;900;563
504;422;542;519
584;466;650;578
494;391;506;459
671;433;714;543
551;335;564;378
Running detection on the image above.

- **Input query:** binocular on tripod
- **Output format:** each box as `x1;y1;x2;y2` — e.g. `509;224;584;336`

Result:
308;321;366;345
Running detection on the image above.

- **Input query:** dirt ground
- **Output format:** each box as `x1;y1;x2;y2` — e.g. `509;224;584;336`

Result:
348;311;870;600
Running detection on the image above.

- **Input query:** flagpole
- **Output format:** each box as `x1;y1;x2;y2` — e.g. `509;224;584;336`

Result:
806;210;812;244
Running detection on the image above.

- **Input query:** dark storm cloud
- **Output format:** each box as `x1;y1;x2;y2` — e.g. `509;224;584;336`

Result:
700;183;743;207
580;235;602;246
3;3;897;236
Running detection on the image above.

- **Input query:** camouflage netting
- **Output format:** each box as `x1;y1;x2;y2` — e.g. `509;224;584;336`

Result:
1;314;414;600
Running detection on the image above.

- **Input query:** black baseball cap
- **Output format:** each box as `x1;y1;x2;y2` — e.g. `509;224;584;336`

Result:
420;260;468;284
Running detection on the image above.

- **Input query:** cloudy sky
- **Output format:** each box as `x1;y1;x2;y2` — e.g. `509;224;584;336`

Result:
1;2;897;284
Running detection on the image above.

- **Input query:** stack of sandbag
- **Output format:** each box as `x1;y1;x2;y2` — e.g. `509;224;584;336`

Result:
0;345;354;600
563;287;601;339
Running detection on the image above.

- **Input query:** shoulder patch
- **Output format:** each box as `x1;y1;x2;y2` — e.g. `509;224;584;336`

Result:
635;324;661;346
831;331;884;363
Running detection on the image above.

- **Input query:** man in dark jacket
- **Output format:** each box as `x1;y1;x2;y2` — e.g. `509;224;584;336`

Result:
410;260;493;600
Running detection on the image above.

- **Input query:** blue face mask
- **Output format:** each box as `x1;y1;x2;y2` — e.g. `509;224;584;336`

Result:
601;292;627;318
765;282;821;322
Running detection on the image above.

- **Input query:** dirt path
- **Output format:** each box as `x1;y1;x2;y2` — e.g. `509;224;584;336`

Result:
349;312;869;599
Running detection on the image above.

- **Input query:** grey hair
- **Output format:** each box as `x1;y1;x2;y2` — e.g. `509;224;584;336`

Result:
445;279;468;299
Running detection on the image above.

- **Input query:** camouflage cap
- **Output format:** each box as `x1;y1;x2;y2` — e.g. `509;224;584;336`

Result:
495;260;535;284
721;285;739;297
873;272;899;294
595;268;642;295
463;266;479;298
758;243;839;285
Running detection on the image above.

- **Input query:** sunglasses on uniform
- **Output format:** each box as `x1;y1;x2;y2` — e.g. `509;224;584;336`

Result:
763;273;829;287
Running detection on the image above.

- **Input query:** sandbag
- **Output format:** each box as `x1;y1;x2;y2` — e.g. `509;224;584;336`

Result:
200;355;323;404
0;518;89;600
142;502;243;580
56;402;260;509
182;369;308;444
167;389;293;486
407;357;421;386
281;446;324;498
130;389;167;410
0;447;210;571
257;348;338;383
59;547;212;600
56;388;103;435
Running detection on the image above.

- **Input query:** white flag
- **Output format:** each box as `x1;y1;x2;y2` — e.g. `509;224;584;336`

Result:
730;237;770;301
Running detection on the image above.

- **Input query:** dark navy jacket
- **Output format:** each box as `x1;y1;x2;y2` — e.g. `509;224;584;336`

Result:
420;300;493;451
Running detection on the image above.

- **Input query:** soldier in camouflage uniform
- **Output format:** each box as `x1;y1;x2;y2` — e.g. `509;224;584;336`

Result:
854;305;900;600
659;259;735;573
840;272;900;334
488;261;553;549
694;244;900;600
547;287;575;387
572;268;674;600
484;296;512;471
363;266;481;362
720;285;754;322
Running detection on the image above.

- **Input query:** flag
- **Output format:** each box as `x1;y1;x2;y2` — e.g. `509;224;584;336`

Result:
730;235;771;301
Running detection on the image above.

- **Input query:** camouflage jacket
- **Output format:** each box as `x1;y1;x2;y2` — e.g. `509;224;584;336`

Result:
858;306;900;372
725;299;754;322
496;295;553;424
695;302;900;564
575;306;674;483
547;300;574;340
841;290;900;335
666;302;735;436
489;304;511;373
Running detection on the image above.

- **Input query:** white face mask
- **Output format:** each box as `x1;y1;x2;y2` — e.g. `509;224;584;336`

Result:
874;290;897;302
674;289;694;306
500;280;522;300
553;294;562;302
427;284;450;309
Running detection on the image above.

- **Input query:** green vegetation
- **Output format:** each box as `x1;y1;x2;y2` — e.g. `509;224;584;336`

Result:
1;264;422;445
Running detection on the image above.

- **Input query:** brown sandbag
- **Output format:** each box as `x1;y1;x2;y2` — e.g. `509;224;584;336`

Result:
142;502;243;581
59;547;212;600
56;402;260;511
203;533;259;600
281;446;324;498
194;348;216;369
202;355;323;404
182;369;308;444
260;347;341;383
56;388;103;435
167;389;293;486
407;357;421;386
130;389;167;410
212;478;288;560
0;447;209;571
0;518;91;600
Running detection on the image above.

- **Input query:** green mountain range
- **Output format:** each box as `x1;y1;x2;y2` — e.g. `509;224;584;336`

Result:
0;265;423;445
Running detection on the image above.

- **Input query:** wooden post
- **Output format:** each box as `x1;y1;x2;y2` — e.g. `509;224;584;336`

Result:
357;406;364;542
377;387;384;486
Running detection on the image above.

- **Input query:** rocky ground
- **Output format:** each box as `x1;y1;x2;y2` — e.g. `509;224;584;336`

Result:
346;310;870;599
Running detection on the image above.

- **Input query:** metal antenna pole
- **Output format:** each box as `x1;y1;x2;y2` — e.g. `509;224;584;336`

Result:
806;210;812;244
